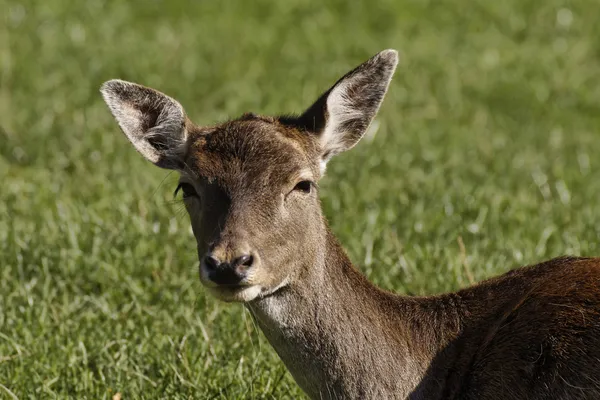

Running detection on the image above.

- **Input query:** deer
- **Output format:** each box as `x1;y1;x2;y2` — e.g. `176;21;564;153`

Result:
101;49;600;399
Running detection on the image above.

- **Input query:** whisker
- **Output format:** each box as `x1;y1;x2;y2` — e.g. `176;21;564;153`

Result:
151;170;175;199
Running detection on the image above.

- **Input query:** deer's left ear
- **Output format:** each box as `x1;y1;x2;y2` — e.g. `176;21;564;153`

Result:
100;79;188;170
293;49;398;171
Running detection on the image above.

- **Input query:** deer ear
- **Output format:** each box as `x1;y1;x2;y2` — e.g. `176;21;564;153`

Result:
100;79;188;169
294;50;398;171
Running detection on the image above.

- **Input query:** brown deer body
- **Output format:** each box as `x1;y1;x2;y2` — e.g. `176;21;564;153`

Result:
101;50;600;399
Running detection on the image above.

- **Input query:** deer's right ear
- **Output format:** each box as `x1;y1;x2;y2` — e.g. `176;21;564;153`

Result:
100;80;188;170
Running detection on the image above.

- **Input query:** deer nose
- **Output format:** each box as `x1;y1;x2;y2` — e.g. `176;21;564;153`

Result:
202;253;254;286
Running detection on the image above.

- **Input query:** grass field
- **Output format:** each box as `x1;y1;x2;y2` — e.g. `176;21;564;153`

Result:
2;0;600;398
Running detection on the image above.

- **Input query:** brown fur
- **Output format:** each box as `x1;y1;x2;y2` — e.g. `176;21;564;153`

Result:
101;50;600;399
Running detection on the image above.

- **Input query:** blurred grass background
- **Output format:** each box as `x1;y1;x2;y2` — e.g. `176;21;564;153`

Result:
1;0;600;398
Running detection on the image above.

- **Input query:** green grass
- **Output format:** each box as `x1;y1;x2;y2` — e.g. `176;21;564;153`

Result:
2;0;600;398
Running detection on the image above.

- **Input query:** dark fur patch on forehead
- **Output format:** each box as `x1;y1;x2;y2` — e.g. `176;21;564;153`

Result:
184;119;320;191
238;112;274;123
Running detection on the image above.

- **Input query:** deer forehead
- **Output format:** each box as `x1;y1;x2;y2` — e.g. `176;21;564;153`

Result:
183;118;321;189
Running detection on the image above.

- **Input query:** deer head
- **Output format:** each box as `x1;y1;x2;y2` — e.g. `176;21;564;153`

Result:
101;50;398;302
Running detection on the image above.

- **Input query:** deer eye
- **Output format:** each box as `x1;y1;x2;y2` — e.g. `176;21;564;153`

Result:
293;180;312;194
174;182;198;199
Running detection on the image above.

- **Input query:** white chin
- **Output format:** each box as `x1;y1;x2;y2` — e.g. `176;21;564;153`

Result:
207;285;263;302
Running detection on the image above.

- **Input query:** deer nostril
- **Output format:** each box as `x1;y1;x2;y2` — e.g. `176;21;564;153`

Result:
204;255;220;271
235;254;254;268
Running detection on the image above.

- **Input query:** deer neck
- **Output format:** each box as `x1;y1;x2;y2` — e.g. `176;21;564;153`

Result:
247;225;461;399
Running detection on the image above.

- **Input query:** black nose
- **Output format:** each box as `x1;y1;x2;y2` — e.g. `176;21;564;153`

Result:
236;254;254;268
203;254;254;285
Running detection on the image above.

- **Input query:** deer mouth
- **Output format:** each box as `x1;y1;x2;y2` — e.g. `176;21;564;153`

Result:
197;260;262;302
205;284;263;303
